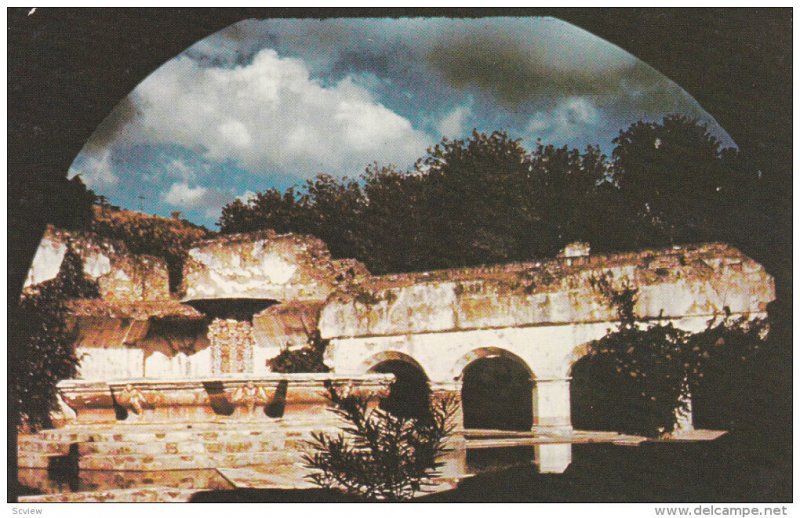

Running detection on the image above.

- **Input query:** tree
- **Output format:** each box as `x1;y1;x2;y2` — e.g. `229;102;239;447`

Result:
583;276;690;436
218;130;605;273
610;114;759;247
303;384;458;501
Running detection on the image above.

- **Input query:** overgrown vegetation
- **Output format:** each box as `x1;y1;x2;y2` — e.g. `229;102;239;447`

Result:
91;202;212;293
267;331;330;373
573;275;768;437
302;384;458;501
12;244;99;430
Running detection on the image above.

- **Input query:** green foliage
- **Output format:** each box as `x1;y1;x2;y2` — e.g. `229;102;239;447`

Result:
218;119;768;275
303;384;458;501
585;277;690;436
219;130;608;273
684;316;769;430
91;205;212;293
12;243;99;430
610;114;762;247
577;276;768;437
267;331;330;373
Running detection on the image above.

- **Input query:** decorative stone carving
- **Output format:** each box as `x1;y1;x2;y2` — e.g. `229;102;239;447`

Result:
57;374;395;425
230;380;271;417
116;384;148;415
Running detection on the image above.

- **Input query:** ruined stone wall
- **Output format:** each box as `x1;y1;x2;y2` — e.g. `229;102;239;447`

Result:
72;315;212;380
320;243;775;340
181;231;368;301
25;225;170;302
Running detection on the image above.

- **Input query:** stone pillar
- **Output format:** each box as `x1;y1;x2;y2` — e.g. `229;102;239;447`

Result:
532;378;572;434
535;443;572;474
674;388;694;433
428;380;466;480
429;381;464;432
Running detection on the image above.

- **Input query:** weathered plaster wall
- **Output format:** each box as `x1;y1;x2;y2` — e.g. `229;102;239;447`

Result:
252;301;323;372
320;243;774;432
324;316;721;382
320;243;774;340
73;316;212;380
24;225;170;302
182;231;368;301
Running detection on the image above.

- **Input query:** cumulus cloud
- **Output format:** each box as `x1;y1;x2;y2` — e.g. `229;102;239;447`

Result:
164;158;199;182
436;105;472;138
525;97;601;144
162;182;232;219
127;49;430;178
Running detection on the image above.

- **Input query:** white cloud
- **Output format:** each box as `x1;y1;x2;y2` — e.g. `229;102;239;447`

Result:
236;191;257;203
525;97;601;144
436;105;471;138
68;149;118;188
165;158;198;182
128;49;431;178
162;182;231;219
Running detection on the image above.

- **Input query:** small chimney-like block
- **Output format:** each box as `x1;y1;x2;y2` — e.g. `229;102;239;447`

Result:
559;241;591;258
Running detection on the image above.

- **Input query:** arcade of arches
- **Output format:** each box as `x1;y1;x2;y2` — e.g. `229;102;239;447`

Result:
27;228;774;434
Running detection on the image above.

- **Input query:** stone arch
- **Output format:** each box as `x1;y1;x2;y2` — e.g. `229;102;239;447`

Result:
449;346;534;382
566;341;595;378
363;351;431;420
359;350;429;378
456;347;535;431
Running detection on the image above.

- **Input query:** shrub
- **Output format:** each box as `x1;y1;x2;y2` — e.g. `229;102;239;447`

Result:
302;384;458;501
577;275;768;437
267;331;330;373
12;243;99;430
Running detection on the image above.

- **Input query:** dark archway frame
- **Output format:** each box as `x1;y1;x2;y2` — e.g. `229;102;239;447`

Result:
8;8;792;500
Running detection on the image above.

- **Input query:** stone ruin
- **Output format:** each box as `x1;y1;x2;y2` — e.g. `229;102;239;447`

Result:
17;226;776;498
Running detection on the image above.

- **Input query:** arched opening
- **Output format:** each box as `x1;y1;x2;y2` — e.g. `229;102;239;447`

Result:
570;353;648;433
460;350;533;431
368;357;431;421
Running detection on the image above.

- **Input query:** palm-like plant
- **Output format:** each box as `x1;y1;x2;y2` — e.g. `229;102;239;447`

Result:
302;384;458;502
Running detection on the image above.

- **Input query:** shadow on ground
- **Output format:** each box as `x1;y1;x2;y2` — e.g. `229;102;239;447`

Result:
189;430;791;503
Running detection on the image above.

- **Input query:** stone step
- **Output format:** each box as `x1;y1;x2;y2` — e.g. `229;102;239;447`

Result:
17;437;73;455
17;452;64;469
76;436;310;456
33;425;338;444
19;487;198;503
78;450;301;471
18;468;233;494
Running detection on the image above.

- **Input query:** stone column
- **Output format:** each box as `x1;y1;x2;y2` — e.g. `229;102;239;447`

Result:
531;378;572;435
674;387;694;433
428;380;466;480
429;380;464;432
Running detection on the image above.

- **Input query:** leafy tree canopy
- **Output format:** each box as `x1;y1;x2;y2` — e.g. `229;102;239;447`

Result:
219;117;766;275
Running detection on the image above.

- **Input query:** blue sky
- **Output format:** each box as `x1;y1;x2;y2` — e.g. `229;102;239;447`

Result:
68;17;734;228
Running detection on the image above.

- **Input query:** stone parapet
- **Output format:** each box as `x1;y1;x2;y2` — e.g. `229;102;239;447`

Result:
57;373;394;425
